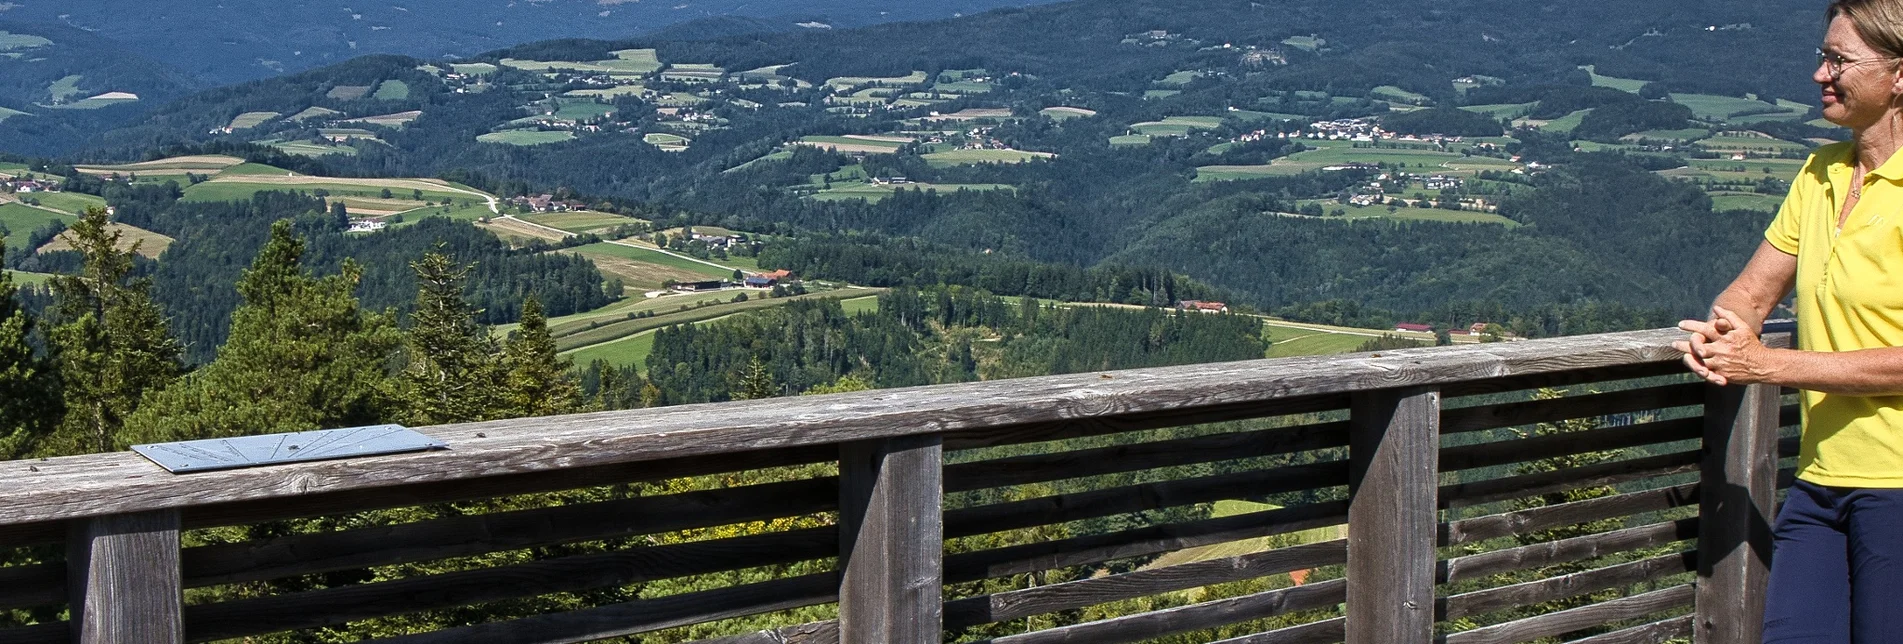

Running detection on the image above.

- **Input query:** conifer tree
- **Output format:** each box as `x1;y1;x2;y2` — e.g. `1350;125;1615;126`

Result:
732;356;778;400
45;207;181;454
399;249;503;425
0;246;58;459
126;220;402;442
499;295;582;418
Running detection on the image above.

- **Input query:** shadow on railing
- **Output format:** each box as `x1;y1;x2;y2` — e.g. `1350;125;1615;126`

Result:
0;325;1796;644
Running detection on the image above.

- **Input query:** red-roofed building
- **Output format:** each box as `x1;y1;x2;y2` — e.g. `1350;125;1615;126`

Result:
1394;323;1433;333
1176;300;1228;314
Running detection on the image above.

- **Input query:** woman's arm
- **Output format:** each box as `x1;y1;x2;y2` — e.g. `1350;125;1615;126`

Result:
1709;240;1797;334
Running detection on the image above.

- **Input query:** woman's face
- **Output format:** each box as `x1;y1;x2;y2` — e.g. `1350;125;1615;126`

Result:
1818;15;1902;130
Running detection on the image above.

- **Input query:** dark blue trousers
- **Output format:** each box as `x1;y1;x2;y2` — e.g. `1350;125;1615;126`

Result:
1763;480;1903;642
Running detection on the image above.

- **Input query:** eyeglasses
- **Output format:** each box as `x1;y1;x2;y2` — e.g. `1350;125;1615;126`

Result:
1819;47;1896;80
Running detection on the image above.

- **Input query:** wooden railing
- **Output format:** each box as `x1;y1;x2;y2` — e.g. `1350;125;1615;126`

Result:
0;325;1795;644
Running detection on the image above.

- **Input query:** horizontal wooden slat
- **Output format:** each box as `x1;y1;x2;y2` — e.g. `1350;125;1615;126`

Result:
186;528;835;642
692;621;839;644
183;476;836;588
0;623;64;644
375;572;839;644
1439;361;1686;399
980;578;1347;644
1442;585;1694;644
1440;383;1703;436
1563;614;1693;644
946;501;1348;583
946;461;1347;539
945;395;1349;451
1443;483;1698;547
944;421;1348;493
1442;518;1697;584
0;327;1693;527
1440;417;1702;473
945;540;1346;629
1440;552;1696;621
1440;450;1701;510
0;563;60;611
1207;617;1345;644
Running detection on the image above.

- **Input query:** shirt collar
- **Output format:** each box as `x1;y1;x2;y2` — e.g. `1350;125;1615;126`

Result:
1873;147;1903;182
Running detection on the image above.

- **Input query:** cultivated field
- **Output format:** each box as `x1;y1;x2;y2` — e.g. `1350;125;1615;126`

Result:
38;222;173;259
808;182;1012;202
0;203;68;252
477;130;577;146
372;80;410;100
1458;102;1536;119
0;107;26;122
327;85;372;100
567;242;731;290
46;75;83;103
921;149;1053;166
17;191;107;216
344;110;422;128
1040;106;1097;120
287;106;343;122
1583;66;1647;93
795;135;905;154
449;63;497;76
263;140;356;157
1670;93;1799;122
1710;192;1784;212
519;211;644;234
226;112;280;130
183;175;489;205
1110;134;1153;146
1129;116;1224;137
75;155;245;177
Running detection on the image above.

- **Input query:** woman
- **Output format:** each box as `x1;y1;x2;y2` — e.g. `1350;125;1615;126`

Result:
1677;0;1903;639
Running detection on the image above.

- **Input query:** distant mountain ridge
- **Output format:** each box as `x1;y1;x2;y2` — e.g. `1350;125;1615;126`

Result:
0;0;1069;85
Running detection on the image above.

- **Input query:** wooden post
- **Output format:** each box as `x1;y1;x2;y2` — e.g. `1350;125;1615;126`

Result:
1346;387;1439;644
838;434;943;644
1695;381;1780;644
67;510;183;644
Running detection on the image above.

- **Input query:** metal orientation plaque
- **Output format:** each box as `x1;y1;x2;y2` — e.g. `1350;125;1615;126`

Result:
132;424;447;474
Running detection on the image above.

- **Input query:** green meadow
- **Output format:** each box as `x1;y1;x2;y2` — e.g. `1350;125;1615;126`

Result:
477;130;577;146
0;203;72;251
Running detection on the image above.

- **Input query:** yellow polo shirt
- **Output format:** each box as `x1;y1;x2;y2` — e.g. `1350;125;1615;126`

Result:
1766;141;1903;487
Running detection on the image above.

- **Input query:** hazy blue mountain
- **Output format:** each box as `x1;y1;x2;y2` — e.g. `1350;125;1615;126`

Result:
0;0;1068;84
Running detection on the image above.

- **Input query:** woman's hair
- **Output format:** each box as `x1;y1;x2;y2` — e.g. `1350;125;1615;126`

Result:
1831;0;1903;59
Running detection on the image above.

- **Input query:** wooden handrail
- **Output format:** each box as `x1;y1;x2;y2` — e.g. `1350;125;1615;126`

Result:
0;324;1796;644
0;327;1689;527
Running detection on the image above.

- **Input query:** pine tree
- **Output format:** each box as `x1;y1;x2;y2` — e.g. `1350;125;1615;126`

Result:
125;220;403;442
499;295;582;418
45;206;182;454
399;249;503;425
0;246;58;459
732;356;778;400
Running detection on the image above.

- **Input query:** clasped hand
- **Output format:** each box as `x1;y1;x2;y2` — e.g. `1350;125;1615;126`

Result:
1674;306;1768;387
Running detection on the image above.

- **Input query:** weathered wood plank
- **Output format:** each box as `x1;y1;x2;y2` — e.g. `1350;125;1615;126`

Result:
185;527;835;641
944;394;1350;451
182;476;835;587
1439;361;1687;399
1441;584;1694;644
374;572;838;644
979;578;1347;644
1346;387;1438;644
690;621;838;644
1443;483;1699;546
1564;614;1693;644
944;421;1348;493
0;328;1691;527
1440;383;1704;436
944;539;1346;629
1207;617;1346;644
945;460;1347;539
945;501;1348;583
68;510;182;644
1442;518;1697;584
1440;551;1696;621
1440;450;1701;509
1439;417;1702;473
0;563;60;611
0;446;836;549
1695;382;1779;644
837;436;942;644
